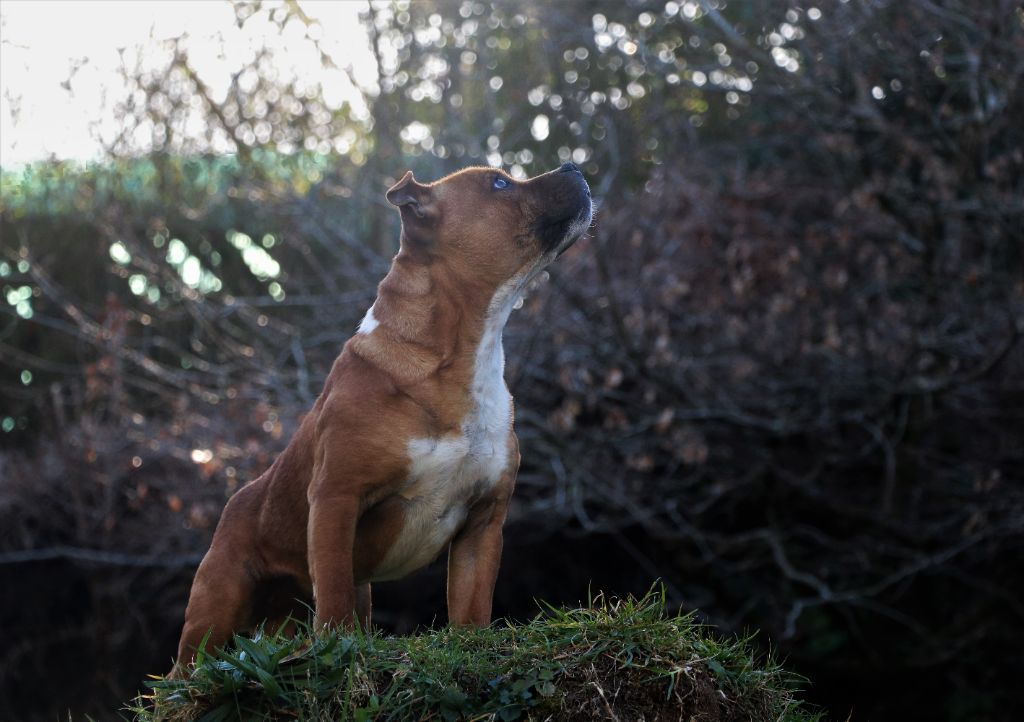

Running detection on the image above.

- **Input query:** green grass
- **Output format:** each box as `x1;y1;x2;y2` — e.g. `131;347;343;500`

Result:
132;586;822;722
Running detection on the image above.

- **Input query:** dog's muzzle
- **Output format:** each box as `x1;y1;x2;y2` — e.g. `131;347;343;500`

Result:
534;164;593;254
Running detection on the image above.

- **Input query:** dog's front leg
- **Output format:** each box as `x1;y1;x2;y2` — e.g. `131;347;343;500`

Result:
307;491;360;629
447;470;515;626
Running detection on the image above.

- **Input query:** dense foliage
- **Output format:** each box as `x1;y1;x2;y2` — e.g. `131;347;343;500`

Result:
1;1;1022;720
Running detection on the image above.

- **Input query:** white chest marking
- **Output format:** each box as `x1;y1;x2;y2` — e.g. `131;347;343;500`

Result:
370;279;522;582
357;303;378;335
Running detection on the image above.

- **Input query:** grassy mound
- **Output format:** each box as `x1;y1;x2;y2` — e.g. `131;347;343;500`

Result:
134;588;820;721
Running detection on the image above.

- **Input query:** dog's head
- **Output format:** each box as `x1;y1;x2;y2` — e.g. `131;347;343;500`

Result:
386;163;592;289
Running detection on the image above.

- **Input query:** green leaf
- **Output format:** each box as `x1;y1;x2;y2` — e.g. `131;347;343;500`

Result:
498;705;524;721
233;635;272;670
708;659;727;677
224;649;282;697
194;627;214;667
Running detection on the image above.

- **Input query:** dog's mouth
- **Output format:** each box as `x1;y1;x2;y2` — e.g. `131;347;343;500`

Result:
535;199;594;256
527;162;593;257
535;215;574;250
556;203;594;257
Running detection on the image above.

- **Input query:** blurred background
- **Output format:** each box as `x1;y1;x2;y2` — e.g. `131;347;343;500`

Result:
1;1;1022;719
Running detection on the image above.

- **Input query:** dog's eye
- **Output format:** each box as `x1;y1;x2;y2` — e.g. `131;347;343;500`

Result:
492;176;510;190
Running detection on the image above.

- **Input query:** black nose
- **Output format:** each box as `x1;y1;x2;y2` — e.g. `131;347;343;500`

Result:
559;162;581;174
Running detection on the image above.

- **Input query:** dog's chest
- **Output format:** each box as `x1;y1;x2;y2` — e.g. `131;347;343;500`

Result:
370;355;512;581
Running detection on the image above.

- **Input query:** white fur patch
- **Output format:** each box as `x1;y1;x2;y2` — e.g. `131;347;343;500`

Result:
370;283;518;581
370;435;474;581
357;303;379;335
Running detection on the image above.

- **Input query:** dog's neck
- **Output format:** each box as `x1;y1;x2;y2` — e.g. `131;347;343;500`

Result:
348;249;515;385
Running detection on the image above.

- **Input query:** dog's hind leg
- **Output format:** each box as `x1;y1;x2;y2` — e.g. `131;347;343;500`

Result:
171;480;270;677
173;541;257;673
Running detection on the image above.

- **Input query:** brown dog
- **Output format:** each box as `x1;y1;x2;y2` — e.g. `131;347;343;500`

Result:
173;162;592;670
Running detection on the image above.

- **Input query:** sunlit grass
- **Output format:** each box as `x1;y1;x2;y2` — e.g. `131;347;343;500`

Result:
133;585;821;722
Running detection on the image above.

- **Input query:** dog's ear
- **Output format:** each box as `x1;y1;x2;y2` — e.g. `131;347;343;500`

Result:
386;171;435;220
387;171;439;247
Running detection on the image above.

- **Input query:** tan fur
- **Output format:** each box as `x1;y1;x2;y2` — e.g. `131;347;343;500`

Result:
172;163;592;673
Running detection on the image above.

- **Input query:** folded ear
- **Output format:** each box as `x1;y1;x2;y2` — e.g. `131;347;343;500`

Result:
386;171;434;220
